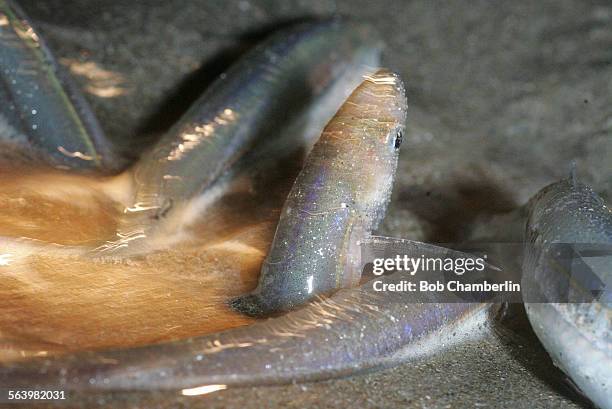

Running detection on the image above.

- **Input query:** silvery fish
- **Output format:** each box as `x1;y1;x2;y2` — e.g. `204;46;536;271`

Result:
522;178;612;409
0;239;492;390
233;70;406;316
116;19;382;255
0;71;493;391
0;0;122;173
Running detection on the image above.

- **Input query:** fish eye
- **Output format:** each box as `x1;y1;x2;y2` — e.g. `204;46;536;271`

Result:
394;129;403;150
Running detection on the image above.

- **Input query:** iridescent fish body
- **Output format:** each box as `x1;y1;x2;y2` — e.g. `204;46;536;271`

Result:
233;70;406;315
117;20;382;254
0;241;491;390
523;179;612;409
0;71;492;391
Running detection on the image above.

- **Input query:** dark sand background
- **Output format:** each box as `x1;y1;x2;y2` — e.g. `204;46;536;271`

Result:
17;0;611;407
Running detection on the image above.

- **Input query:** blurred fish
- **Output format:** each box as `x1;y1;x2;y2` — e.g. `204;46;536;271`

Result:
0;4;500;394
0;0;123;173
0;19;383;361
0;71;494;390
116;19;382;255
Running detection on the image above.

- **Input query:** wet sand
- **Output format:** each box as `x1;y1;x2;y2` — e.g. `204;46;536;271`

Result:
15;0;611;407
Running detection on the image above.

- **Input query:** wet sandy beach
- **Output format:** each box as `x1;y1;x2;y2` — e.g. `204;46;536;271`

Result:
15;0;611;407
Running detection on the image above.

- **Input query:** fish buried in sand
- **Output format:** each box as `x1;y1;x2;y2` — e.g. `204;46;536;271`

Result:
1;70;495;390
3;3;604;404
0;17;383;357
232;69;407;316
0;264;492;391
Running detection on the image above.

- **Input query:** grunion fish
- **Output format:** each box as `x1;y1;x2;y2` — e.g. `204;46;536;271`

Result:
232;70;406;316
0;0;123;173
522;177;612;409
0;70;494;391
0;241;493;390
117;19;382;255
